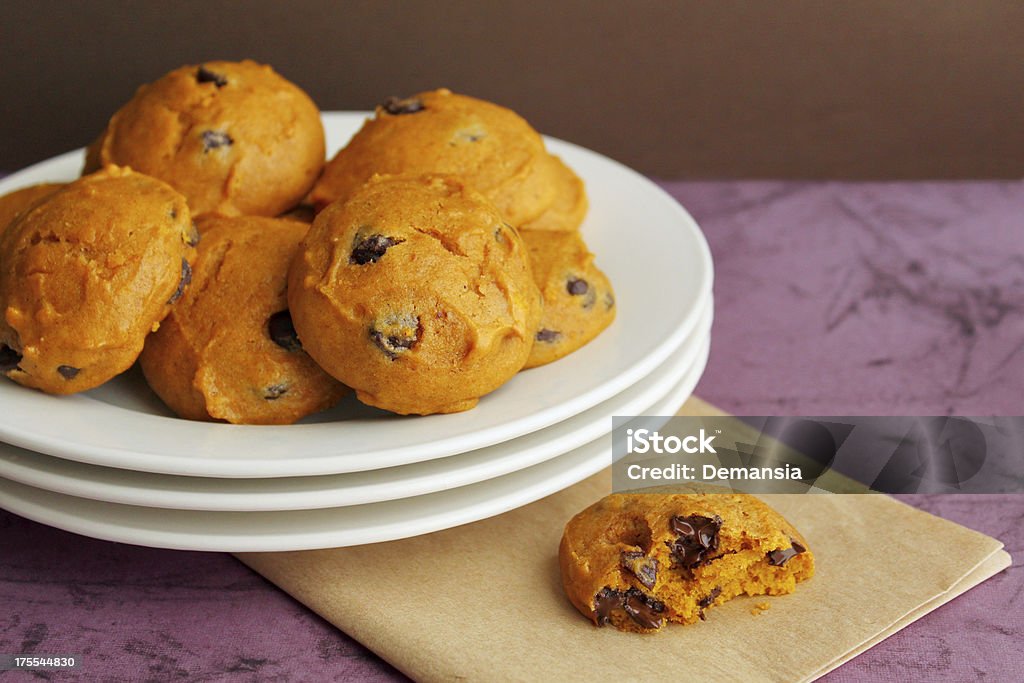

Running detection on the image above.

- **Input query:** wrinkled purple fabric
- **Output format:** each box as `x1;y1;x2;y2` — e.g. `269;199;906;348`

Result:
1;180;1020;681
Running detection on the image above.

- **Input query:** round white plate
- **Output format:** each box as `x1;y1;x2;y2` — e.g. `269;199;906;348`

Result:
0;112;713;478
0;335;708;551
0;304;709;511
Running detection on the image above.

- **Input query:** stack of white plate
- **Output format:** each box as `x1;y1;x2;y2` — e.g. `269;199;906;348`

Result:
0;113;713;552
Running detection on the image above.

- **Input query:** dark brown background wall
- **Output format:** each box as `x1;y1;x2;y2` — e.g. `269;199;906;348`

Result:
2;1;1022;178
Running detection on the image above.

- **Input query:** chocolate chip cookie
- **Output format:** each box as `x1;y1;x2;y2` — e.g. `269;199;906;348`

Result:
0;167;196;394
308;89;557;226
289;174;541;415
521;230;615;368
0;183;65;235
560;491;814;632
140;214;347;424
519;154;588;232
87;60;324;217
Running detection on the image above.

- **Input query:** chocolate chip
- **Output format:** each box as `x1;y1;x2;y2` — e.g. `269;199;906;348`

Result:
672;515;720;549
604;292;615;310
535;329;561;343
567;277;597;309
167;259;192;304
593;587;622;626
0;345;22;373
169;207;177;220
381;96;424;115
767;547;798;566
267;311;302;352
666;514;723;573
698;586;722;611
264;383;288;400
592;587;664;629
620;551;658;589
57;365;80;380
371;333;417;358
196;66;228;87
767;538;807;566
350;234;402;265
185;222;200;247
201;130;233;152
567;278;589;296
622;588;665;629
370;314;420;359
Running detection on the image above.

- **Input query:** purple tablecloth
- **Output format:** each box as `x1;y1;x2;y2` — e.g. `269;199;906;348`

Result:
1;181;1022;681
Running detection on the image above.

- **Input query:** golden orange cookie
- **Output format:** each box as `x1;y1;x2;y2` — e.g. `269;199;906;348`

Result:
88;60;324;217
140;215;347;424
289;174;541;415
0;167;196;394
519;154;588;232
521;230;615;368
308;89;557;226
560;491;814;633
0;184;65;234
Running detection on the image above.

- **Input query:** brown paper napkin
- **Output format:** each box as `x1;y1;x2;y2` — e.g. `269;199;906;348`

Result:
807;551;1009;681
236;398;1009;682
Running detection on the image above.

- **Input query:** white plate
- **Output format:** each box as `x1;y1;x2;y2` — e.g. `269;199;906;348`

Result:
0;335;708;551
0;112;713;478
0;304;709;511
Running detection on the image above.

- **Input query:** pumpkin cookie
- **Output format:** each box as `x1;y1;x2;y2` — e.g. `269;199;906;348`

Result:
0;167;195;394
0;183;65;234
87;60;324;217
519;154;588;232
560;491;814;633
309;89;556;226
521;230;615;368
289;174;540;415
140;215;347;424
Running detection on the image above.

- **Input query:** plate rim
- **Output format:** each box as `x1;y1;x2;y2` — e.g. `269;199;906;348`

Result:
0;308;710;510
0;111;714;477
0;337;709;551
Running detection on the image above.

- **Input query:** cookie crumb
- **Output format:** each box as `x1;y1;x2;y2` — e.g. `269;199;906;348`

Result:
751;602;771;615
